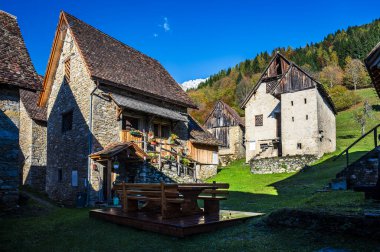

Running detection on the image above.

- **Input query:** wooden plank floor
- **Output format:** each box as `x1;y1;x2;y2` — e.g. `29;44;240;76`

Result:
89;208;264;237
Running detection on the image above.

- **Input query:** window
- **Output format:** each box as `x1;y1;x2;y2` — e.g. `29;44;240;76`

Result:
64;58;71;84
292;117;294;122
122;116;139;130
297;143;302;149
62;110;73;133
153;123;171;139
304;98;307;104
291;101;294;106
212;152;219;165
306;115;309;120
255;115;263;126
58;169;63;182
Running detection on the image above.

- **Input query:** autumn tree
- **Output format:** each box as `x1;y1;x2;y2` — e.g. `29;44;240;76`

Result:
353;100;373;135
319;65;344;88
344;57;370;90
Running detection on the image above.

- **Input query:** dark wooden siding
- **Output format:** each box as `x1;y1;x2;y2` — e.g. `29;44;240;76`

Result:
273;67;316;95
204;101;241;148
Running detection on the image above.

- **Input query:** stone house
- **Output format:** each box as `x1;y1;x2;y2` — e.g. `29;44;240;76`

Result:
241;53;336;163
204;100;245;165
38;11;220;205
0;11;47;210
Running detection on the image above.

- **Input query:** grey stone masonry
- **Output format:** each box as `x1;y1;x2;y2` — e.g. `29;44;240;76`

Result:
251;155;318;174
0;86;20;210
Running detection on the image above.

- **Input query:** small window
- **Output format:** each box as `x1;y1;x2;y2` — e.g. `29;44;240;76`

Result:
122;116;139;130
306;115;309;120
292;117;294;122
72;170;78;187
58;169;63;182
255;115;263;126
161;125;170;139
62;110;73;133
291;101;294;106
64;58;71;84
304;98;307;104
297;143;302;149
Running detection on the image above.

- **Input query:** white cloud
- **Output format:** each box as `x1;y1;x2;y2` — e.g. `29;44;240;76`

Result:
153;33;158;38
162;17;170;32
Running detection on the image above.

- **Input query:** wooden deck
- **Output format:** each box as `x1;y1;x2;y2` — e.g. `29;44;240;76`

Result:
89;208;264;237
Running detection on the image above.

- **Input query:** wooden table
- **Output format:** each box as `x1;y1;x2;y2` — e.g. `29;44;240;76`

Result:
178;185;214;216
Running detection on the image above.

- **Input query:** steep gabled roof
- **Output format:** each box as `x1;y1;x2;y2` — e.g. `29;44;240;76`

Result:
240;53;336;114
0;11;41;90
188;115;222;146
204;100;244;127
39;11;196;109
365;42;380;98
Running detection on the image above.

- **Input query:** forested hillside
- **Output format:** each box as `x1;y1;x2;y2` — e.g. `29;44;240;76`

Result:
188;19;380;123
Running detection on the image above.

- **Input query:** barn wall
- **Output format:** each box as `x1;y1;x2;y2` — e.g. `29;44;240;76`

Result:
317;90;336;155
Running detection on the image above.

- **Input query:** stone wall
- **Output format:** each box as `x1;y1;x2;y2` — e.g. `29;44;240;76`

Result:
20;99;47;192
281;88;320;156
266;208;380;240
46;30;95;205
245;82;280;162
196;164;217;180
0;86;20;210
250;155;318;174
316;90;336;155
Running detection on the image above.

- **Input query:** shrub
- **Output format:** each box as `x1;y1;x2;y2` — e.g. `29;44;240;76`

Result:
328;85;361;112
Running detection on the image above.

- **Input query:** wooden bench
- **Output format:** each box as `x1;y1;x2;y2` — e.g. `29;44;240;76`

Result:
180;181;229;214
113;182;184;219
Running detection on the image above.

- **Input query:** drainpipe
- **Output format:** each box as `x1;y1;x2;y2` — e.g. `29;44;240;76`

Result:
87;80;99;206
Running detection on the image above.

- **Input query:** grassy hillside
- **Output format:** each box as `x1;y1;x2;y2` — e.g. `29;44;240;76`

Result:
187;19;380;124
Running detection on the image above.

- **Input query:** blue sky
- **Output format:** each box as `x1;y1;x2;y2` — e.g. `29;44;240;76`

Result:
1;0;380;83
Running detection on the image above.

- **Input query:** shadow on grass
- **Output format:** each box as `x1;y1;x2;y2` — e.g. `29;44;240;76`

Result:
216;151;370;214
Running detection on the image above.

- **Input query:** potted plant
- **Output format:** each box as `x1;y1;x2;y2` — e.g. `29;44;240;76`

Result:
168;133;178;144
150;138;157;145
181;157;190;166
148;131;154;140
148;152;158;163
130;129;143;137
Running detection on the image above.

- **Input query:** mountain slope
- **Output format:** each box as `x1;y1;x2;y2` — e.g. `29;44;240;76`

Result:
188;19;380;124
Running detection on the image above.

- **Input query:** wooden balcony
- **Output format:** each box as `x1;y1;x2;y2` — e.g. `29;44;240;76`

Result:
120;130;143;149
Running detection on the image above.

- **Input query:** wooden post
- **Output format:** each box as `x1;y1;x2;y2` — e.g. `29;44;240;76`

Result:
374;128;378;148
177;155;180;176
158;144;162;171
122;181;127;212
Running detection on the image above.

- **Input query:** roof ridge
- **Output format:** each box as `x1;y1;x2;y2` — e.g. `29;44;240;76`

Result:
0;10;17;19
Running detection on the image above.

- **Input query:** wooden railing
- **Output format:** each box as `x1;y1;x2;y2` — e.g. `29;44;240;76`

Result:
120;130;197;180
334;123;380;168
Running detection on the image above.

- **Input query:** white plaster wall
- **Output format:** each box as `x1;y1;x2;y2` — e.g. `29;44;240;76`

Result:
280;88;319;156
245;83;280;162
316;91;336;155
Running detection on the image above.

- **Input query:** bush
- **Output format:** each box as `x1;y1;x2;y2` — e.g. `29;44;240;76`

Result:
328;85;361;112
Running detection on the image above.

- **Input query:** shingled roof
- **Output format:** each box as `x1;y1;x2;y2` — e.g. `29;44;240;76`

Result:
20;89;47;121
0;11;41;90
188;116;222;146
44;12;195;108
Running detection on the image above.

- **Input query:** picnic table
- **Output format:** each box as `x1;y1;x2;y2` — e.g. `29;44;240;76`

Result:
177;185;215;215
113;182;229;218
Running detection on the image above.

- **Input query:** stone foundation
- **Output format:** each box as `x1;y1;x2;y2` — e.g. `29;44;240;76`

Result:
251;155;318;174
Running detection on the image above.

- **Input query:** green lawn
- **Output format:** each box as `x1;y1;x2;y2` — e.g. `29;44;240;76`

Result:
1;88;380;251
